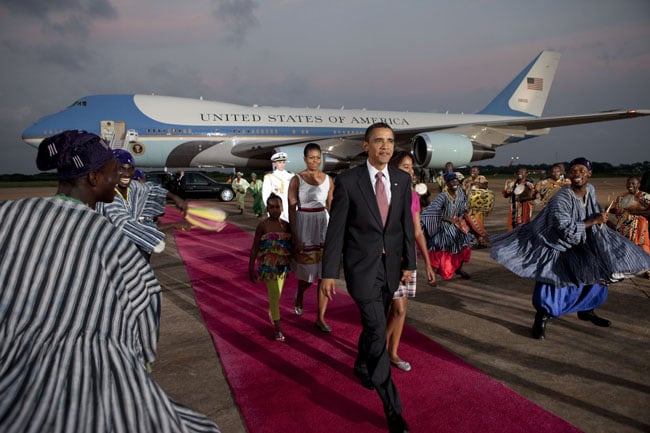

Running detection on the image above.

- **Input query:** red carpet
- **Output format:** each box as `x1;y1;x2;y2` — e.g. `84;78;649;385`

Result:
161;208;583;433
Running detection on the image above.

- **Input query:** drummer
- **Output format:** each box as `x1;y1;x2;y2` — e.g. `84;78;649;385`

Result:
436;161;464;192
534;163;570;208
608;176;650;257
462;166;490;247
502;166;535;231
462;166;488;191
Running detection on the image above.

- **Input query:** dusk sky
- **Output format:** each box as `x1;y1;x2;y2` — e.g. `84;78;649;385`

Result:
0;0;648;174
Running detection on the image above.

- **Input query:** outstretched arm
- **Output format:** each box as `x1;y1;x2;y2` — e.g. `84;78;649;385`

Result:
167;191;188;215
413;209;436;284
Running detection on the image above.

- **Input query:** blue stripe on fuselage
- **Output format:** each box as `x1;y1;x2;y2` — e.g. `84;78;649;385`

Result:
22;94;370;141
22;95;151;139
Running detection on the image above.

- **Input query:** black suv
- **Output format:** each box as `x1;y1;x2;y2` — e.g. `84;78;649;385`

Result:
145;171;235;202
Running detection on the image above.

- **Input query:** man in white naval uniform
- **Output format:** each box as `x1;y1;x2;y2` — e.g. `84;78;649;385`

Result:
262;151;294;222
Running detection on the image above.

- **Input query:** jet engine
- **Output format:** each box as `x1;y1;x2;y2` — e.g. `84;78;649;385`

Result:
411;132;492;169
279;144;351;174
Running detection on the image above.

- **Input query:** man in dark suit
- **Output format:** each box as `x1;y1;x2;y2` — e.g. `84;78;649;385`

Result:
320;123;415;433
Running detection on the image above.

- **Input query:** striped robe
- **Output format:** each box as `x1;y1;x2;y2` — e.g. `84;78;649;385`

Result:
0;197;220;433
96;181;168;254
421;189;476;254
490;184;650;287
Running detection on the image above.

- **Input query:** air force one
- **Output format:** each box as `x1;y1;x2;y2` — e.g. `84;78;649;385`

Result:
22;50;649;173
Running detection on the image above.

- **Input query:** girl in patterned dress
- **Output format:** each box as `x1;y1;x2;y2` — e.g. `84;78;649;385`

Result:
249;194;293;341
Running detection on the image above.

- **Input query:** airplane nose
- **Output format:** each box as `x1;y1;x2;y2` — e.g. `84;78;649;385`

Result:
22;123;45;148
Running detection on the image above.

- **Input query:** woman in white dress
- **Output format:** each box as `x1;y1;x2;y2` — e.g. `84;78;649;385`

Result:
288;143;334;332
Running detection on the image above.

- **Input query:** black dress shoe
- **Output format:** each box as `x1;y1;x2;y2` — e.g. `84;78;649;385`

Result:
531;311;548;340
386;412;409;433
577;310;611;327
353;367;374;390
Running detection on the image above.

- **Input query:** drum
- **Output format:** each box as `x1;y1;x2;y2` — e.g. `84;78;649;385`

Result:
618;194;647;213
468;188;495;214
514;183;534;201
414;183;428;195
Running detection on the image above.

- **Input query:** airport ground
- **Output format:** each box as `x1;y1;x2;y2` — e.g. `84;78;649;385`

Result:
2;177;649;433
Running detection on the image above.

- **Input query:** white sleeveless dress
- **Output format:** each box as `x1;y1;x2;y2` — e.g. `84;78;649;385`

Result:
293;175;330;282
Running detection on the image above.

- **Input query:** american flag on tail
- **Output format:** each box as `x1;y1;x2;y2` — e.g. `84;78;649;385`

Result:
527;77;543;91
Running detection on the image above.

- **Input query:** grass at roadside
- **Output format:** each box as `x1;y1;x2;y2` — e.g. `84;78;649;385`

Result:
0;181;58;188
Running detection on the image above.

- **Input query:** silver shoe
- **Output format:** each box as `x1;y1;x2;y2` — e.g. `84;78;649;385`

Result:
391;360;411;372
293;294;303;316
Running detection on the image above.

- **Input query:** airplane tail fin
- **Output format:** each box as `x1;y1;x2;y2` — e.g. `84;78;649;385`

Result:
478;50;560;117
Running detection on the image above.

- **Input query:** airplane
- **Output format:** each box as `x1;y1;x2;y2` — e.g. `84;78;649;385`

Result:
21;50;649;173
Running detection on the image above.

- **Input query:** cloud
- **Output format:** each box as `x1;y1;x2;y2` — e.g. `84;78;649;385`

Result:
210;0;259;45
0;0;117;19
36;42;95;70
0;0;117;41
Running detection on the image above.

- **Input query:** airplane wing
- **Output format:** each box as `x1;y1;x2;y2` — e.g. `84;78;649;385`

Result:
232;109;649;160
483;109;650;130
391;109;650;146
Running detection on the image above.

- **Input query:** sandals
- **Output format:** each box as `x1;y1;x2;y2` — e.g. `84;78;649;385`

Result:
390;359;412;372
293;294;303;316
315;320;332;333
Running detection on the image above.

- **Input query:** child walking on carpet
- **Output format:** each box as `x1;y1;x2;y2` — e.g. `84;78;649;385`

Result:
249;193;293;341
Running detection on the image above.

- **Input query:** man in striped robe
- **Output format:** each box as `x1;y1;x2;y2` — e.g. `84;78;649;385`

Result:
491;157;650;340
96;149;187;260
0;130;220;433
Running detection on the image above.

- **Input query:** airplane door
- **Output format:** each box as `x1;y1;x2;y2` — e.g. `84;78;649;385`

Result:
100;120;127;149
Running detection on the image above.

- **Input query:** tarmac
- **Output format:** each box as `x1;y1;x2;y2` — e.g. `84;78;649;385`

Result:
3;177;649;433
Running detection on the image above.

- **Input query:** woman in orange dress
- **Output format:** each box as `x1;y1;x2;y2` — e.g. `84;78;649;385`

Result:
608;176;650;255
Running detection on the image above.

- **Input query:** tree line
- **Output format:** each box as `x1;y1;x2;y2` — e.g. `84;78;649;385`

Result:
1;160;647;184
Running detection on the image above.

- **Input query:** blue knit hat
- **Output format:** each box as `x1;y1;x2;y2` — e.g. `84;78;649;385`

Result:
113;149;135;166
133;169;146;180
569;157;592;171
36;130;114;180
443;172;458;183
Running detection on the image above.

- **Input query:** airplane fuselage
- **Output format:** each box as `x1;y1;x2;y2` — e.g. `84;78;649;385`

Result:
21;94;515;169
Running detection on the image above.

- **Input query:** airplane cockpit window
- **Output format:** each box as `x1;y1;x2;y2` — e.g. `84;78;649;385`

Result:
68;100;87;108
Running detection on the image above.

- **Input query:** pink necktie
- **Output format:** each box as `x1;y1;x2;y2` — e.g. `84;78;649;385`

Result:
376;172;389;226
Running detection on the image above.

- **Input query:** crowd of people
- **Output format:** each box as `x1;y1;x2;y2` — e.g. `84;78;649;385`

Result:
2;126;649;433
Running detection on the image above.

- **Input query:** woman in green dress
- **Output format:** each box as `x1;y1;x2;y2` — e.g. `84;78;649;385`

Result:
249;172;265;217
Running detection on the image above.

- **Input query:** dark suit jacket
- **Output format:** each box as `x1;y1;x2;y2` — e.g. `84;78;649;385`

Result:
322;163;416;301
